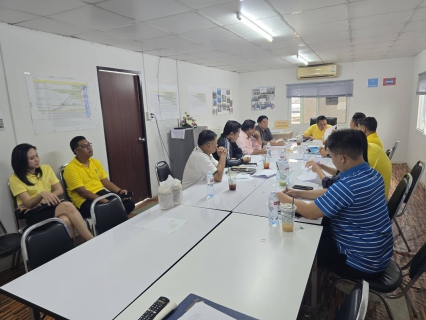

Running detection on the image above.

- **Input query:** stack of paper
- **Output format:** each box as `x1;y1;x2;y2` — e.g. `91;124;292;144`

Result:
296;168;317;181
252;169;277;178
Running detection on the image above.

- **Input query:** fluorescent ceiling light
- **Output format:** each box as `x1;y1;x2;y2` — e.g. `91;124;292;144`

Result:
236;12;273;42
297;54;308;65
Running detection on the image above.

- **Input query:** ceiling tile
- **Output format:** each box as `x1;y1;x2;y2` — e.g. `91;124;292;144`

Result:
103;23;170;40
351;24;405;38
351;41;395;50
351;10;414;30
295;20;349;38
177;0;238;10
254;16;290;33
112;40;157;51
0;0;86;16
97;0;191;21
399;29;426;40
207;39;265;54
353;47;389;56
270;47;307;55
351;34;399;44
267;0;346;15
49;6;136;30
187;50;234;59
404;20;426;32
168;44;213;54
140;35;198;49
198;0;276;26
283;5;348;28
225;23;260;37
16;17;92;36
238;50;275;59
75;31;126;45
309;40;352;50
179;57;211;64
394;37;426;46
349;0;421;18
145;12;216;33
315;46;353;54
162;54;195;61
0;5;40;24
411;7;426;21
303;31;350;45
258;38;304;50
391;43;426;52
179;27;240;43
143;48;178;56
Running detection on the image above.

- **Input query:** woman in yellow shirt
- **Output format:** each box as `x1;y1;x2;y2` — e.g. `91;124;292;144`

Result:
9;144;93;241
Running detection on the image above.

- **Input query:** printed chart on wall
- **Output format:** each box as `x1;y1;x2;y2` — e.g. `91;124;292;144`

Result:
25;75;97;134
188;85;208;116
212;88;232;116
251;86;275;111
148;84;180;120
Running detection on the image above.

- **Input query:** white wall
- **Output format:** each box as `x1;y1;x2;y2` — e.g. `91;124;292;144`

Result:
239;57;414;164
407;49;426;185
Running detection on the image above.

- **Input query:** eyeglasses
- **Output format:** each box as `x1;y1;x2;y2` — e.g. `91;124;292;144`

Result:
76;142;92;150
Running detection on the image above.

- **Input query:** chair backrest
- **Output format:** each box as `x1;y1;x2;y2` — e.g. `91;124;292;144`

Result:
59;163;71;201
155;161;173;183
387;173;412;220
90;193;127;236
404;161;425;204
386;141;399;160
409;242;426;281
8;182;26;233
334;280;369;320
310;117;337;126
21;218;74;272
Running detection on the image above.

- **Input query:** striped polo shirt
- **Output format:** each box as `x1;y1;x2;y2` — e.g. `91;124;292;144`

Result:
314;162;393;274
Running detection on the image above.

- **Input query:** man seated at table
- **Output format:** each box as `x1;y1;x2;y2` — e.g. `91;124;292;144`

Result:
237;120;266;155
213;120;251;167
350;112;366;129
358;116;384;149
277;129;393;279
182;130;227;190
63;136;135;218
303;115;332;140
254;115;284;146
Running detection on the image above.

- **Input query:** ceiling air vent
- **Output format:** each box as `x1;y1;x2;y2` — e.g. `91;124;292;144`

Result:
297;64;337;80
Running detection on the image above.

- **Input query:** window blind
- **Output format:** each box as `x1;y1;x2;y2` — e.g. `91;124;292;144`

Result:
416;72;426;95
286;80;354;98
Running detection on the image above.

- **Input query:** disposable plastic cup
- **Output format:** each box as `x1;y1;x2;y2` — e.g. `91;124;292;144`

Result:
280;204;297;232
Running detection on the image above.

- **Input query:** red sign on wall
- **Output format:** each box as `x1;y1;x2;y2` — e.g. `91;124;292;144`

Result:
383;78;396;86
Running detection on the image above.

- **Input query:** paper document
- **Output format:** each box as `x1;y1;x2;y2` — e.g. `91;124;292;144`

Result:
324;125;337;139
250;155;263;164
297;168;317;181
178;302;236;320
252;169;276;178
135;216;187;234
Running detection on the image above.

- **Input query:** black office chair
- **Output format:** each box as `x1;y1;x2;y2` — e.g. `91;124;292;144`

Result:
334;280;369;320
395;161;425;252
8;182;27;234
90;193;127;236
386;141;400;160
0;220;22;271
387;173;411;221
155;161;173;183
310;117;337;126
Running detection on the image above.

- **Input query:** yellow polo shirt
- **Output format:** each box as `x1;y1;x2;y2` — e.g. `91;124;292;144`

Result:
63;157;108;208
9;165;59;206
367;132;384;150
303;124;332;140
368;143;392;199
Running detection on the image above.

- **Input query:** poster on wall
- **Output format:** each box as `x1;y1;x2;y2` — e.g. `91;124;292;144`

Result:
212;87;233;116
148;84;180;120
188;85;208;116
383;78;396;86
25;75;97;134
251;86;275;111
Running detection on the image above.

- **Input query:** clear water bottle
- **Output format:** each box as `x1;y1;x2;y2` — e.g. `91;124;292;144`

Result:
279;149;286;162
266;142;272;157
206;172;214;199
282;159;290;186
303;147;310;164
268;192;280;226
276;158;282;183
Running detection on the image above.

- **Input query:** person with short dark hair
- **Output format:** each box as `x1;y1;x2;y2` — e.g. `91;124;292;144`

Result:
9;143;93;241
254;115;284;146
237;120;266;155
182;130;227;190
350;112;366;129
213;120;250;167
277;129;393;279
63;136;135;219
303;115;331;140
358;117;384;149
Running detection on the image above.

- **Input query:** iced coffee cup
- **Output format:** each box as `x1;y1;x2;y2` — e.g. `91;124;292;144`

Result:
228;171;237;191
280;203;297;232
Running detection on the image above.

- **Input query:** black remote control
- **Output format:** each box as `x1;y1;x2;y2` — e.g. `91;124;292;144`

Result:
138;297;170;320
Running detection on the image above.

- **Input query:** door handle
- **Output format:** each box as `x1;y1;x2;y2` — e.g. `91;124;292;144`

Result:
138;137;146;142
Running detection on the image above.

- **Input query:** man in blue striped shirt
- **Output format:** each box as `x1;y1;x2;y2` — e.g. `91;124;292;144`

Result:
277;129;393;279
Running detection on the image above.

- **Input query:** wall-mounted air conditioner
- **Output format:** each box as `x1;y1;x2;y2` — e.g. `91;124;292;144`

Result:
297;64;337;80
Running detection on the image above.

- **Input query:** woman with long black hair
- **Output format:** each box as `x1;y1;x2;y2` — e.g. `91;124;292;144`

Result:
9;143;93;241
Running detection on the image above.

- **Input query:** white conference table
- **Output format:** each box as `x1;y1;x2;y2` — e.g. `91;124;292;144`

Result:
115;213;323;320
0;205;230;320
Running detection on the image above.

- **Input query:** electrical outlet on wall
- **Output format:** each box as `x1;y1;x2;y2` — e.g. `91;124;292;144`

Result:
145;112;154;121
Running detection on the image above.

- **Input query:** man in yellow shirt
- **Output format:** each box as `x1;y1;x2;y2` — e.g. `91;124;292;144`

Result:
63;136;135;218
303;115;332;140
358;117;384;150
367;142;392;199
349;112;366;129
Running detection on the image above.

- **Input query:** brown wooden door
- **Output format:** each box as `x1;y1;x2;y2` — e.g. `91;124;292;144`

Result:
97;68;151;203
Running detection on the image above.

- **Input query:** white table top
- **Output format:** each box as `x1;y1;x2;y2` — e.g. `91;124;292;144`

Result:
1;205;230;320
115;213;323;320
181;173;267;211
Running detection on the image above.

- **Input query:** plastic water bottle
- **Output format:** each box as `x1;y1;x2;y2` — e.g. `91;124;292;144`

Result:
206;172;214;199
303;147;310;164
279;149;286;161
268;192;280;226
266;142;272;157
282;159;290;186
276;158;282;183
